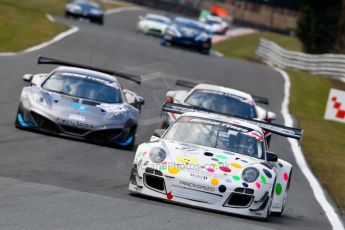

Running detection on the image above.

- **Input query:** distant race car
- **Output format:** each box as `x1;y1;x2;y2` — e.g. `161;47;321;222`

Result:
161;17;212;55
65;0;104;25
161;80;276;143
137;14;171;37
15;56;144;149
129;102;302;220
201;15;228;35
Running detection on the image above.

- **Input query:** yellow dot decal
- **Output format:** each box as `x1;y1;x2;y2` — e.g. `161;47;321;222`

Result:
211;163;218;168
168;166;180;174
176;155;198;164
230;163;242;169
211;178;219;186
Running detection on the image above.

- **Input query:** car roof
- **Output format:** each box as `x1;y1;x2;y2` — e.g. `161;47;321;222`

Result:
180;112;263;133
193;83;254;101
146;14;171;21
174;17;203;26
206;16;223;22
53;66;119;83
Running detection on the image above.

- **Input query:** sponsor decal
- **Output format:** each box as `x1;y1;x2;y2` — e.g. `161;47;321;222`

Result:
71;102;88;113
59;72;111;85
189;118;249;132
199;89;253;104
189;172;208;182
57;116;94;129
179;180;215;192
68;114;86;122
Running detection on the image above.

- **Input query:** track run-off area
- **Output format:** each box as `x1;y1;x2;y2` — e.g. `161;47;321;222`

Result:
0;7;343;230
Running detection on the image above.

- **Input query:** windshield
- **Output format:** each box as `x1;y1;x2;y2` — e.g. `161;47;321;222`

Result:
206;19;221;25
185;89;257;119
164;116;264;159
174;18;205;31
42;72;122;103
147;16;170;24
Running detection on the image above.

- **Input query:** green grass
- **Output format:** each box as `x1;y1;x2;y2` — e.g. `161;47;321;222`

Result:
213;31;303;59
214;31;345;215
288;71;345;215
0;0;125;52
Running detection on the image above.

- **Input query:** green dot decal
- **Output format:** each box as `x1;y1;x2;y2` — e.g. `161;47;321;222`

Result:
215;154;228;160
275;183;282;195
232;175;240;181
260;175;266;183
160;165;167;171
136;151;142;159
217;161;224;166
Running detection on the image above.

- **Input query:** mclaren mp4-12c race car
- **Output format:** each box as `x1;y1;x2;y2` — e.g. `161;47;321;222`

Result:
129;103;303;220
15;56;144;149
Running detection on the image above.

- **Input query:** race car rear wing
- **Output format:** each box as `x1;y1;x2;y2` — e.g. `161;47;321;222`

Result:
162;102;303;142
37;56;142;84
176;79;269;105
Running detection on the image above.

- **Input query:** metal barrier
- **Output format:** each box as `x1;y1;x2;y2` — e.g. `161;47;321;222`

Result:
256;38;345;79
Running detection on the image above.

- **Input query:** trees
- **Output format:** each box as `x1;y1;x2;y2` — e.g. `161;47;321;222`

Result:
297;0;342;54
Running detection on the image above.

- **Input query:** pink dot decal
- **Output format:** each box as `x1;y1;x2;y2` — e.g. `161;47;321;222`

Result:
207;168;215;173
255;181;261;189
142;151;148;156
283;172;289;181
219;166;231;173
161;161;167;165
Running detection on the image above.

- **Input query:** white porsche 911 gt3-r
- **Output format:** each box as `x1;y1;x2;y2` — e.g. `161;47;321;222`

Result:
129;103;302;220
137;14;171;37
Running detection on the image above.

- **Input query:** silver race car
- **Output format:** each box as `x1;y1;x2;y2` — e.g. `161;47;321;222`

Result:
129;102;302;220
15;56;144;149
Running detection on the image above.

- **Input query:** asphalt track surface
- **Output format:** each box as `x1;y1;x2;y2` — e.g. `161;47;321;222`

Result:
0;9;341;230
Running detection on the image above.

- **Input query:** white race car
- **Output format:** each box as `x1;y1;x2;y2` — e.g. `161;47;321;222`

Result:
161;80;276;143
201;15;229;35
137;14;171;37
129;103;302;220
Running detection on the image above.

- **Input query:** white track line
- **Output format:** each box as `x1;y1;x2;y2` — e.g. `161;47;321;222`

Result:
0;7;141;56
274;66;345;230
106;6;143;15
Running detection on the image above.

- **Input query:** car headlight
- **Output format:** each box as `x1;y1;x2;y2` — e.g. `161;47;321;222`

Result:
31;93;48;106
90;9;102;15
106;112;125;120
195;32;209;42
149;147;166;163
166;28;181;37
242;167;259;183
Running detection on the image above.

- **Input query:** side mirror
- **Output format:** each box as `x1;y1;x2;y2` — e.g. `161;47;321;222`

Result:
153;129;165;138
265;111;277;122
23;74;33;83
123;89;144;111
136;95;145;105
150;129;166;142
266;151;278;162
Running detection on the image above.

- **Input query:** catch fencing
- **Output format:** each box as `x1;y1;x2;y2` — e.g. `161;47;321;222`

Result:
256;38;345;80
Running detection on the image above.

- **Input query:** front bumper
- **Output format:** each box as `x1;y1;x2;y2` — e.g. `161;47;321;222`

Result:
66;10;104;21
16;107;134;146
129;163;273;218
163;34;211;50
